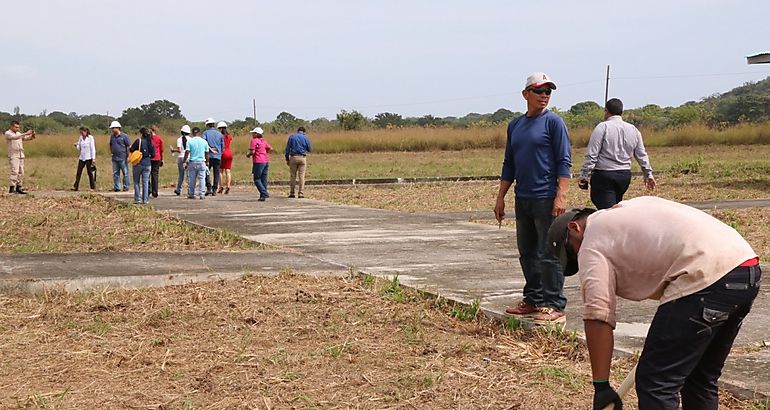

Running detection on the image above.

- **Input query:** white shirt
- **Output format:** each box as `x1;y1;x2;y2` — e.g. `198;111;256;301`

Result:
579;115;653;180
176;135;186;158
75;135;96;161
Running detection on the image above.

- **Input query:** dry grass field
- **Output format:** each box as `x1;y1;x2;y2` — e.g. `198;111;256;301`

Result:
0;273;758;410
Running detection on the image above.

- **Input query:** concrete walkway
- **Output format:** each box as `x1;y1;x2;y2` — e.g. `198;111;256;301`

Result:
5;189;769;399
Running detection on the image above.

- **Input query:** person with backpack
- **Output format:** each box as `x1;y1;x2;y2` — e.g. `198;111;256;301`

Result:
171;125;191;195
128;127;156;204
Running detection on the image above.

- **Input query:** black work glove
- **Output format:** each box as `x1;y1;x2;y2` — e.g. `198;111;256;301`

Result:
593;381;622;410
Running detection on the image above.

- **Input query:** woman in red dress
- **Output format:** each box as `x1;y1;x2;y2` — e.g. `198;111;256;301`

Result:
217;121;234;194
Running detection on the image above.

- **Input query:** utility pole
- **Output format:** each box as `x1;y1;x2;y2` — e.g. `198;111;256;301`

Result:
253;99;257;126
604;65;611;105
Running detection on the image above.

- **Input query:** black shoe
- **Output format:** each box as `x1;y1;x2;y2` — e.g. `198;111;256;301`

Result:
9;186;14;194
205;191;212;196
152;193;158;198
113;188;120;192
71;188;78;191
211;192;216;197
174;190;180;196
15;186;27;195
258;197;266;202
288;194;295;198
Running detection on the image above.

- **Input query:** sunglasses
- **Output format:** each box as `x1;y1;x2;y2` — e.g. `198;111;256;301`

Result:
527;87;552;95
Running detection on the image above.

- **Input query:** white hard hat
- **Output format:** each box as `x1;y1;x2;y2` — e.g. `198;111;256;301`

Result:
216;121;227;128
250;127;264;134
109;120;121;128
204;118;216;125
180;125;191;134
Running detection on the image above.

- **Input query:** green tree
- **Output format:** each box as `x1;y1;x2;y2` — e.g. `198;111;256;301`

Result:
272;112;304;133
336;109;368;130
489;108;516;124
118;99;185;129
373;112;404;128
568;101;602;116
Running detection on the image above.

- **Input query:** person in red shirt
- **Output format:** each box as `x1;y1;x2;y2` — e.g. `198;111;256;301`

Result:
217;121;234;194
149;125;165;198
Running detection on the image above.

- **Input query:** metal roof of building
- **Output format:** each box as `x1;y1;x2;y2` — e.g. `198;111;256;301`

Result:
747;53;770;64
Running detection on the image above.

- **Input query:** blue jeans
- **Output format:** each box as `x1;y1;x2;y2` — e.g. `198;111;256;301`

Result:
252;162;270;198
176;157;185;193
112;159;129;190
514;197;566;311
132;163;151;203
187;161;207;198
636;264;761;409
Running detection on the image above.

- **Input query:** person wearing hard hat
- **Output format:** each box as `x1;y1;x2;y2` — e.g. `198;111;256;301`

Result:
108;120;131;191
246;127;272;201
171;125;192;195
217;121;233;194
182;126;212;200
202;118;224;196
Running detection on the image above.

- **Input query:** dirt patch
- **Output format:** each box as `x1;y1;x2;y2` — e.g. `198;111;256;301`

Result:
0;273;754;409
0;194;263;253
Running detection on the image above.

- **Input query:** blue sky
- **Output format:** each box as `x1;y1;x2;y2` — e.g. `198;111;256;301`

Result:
2;0;770;122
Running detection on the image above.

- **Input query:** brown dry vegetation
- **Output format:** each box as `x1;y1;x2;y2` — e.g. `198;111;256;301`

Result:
0;194;260;253
0;273;754;409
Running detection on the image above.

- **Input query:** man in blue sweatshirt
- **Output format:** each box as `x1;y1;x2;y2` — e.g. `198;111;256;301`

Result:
494;72;572;324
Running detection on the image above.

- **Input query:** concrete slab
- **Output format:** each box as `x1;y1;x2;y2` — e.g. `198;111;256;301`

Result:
0;251;347;294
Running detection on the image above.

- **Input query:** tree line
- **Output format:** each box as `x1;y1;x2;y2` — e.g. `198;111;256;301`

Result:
3;76;770;135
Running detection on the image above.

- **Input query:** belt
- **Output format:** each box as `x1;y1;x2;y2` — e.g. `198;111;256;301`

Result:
290;154;306;157
740;257;759;267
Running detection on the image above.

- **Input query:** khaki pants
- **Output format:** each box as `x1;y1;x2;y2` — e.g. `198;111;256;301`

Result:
288;155;307;196
8;156;24;186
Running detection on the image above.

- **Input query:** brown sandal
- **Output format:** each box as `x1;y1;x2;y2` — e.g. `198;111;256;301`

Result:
225;187;230;194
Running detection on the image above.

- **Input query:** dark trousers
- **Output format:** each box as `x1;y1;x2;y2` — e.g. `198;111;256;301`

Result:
514;197;566;311
150;160;161;197
636;264;761;410
205;158;221;193
252;162;270;198
74;159;96;190
590;169;632;209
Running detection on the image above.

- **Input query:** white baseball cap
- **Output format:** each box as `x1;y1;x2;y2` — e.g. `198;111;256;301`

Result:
180;124;191;134
524;72;557;90
250;127;264;134
216;121;227;128
109;120;122;128
204;118;216;125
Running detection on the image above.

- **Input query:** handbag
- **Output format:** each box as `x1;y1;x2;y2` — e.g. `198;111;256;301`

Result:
128;138;143;166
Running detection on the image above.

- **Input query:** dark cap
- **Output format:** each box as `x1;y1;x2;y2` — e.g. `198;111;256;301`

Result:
547;208;596;277
297;126;306;133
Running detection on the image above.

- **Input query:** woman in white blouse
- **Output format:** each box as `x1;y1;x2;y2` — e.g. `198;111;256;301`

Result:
72;126;97;191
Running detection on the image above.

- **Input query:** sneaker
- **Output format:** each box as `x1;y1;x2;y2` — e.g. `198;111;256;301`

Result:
174;190;181;196
288;194;295;198
199;196;205;200
258;197;266;202
113;188;120;192
122;188;129;192
15;186;27;195
187;196;195;199
298;193;304;198
152;193;158;198
505;301;539;316
532;307;566;325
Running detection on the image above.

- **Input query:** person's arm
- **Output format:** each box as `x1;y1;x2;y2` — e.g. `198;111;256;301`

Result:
90;137;96;160
266;141;273;153
148;140;156;159
580;124;605;183
159;138;165;161
285;138;291;163
633;129;655;191
585;320;614;381
305;136;311;153
124;135;131;159
550;116;572;217
129;139;138;152
182;149;189;167
109;137;113;156
5;131;22;141
495;122;517;224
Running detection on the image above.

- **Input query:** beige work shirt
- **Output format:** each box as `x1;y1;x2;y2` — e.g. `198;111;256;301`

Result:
579;196;757;328
5;130;31;159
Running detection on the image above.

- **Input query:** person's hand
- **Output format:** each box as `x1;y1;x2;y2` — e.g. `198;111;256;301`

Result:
644;177;656;191
494;197;506;224
159;160;164;167
593;381;622;410
183;163;187;169
578;178;589;190
552;194;567;217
